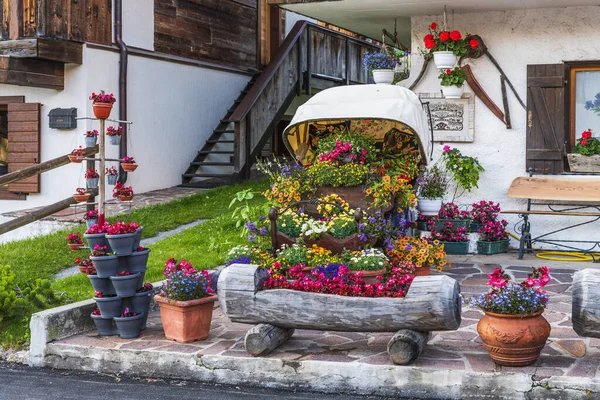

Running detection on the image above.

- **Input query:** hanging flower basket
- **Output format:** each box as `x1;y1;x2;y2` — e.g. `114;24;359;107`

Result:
85;137;97;148
442;85;465;99
68;154;83;163
118;194;133;202
107;175;118;185
121;162;138;172
432;51;457;69
109;135;121;145
73;193;90;203
372;69;395;85
85;218;98;229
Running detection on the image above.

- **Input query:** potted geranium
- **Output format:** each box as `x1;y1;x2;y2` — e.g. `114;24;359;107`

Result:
388;236;448;276
84;222;111;251
154;258;217;343
467;267;551;366
121;156;138;172
430;221;469;255
471;200;501;233
73;187;90;203
83;209;99;228
74;256;93;274
90;91;116;119
84;168;100;189
106;166;119;185
66;232;84;251
106;126;122;145
113;307;144;339
90;244;119;278
362;50;396;85
567;129;600;173
90;307;118;336
439;67;468;99
68;146;85;163
423;22;470;69
93;290;122;318
477;219;509;255
113;182;134;202
437;202;471;231
416;165;447;216
84;130;99;148
110;271;142;297
106;221;139;256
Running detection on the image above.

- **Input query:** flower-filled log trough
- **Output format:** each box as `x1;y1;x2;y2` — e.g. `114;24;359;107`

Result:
572;268;600;338
217;264;461;365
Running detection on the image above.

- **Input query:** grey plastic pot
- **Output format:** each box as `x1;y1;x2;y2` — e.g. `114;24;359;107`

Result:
133;227;144;250
109;135;121;145
86;177;99;189
90;313;118;336
84;233;111;252
107;174;118;185
85;137;97;148
117;256;129;273
126;291;152;330
85;218;98;229
106;232;137;256
110;272;141;297
88;275;116;295
94;296;122;318
114;312;144;339
128;248;150;273
91;255;119;278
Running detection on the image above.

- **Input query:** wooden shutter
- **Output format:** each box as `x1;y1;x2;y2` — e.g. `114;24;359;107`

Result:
7;103;41;193
526;64;566;174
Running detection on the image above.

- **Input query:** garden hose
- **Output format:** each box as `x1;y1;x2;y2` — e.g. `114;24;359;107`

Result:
506;232;597;262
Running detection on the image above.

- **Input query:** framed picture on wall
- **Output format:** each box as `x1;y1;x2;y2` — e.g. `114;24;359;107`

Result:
419;93;475;142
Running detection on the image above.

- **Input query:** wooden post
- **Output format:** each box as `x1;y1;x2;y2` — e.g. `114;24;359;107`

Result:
268;207;278;255
245;323;295;356
98;118;106;225
305;25;311;95
345;37;350;85
387;329;431;365
572;269;600;338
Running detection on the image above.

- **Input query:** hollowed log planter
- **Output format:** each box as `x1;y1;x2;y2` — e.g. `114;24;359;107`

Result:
110;272;142;297
106;232;137;256
91;313;118;336
91;254;119;278
218;264;461;365
94;296;122;318
114;312;144;339
572;269;600;338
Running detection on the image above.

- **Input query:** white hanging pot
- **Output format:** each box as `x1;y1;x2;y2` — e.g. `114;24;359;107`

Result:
433;51;457;69
442;85;465;99
372;69;395;85
418;198;443;216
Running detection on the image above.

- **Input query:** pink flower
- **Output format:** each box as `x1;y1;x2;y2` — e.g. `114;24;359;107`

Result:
443;145;451;153
539;275;551;287
524;277;536;287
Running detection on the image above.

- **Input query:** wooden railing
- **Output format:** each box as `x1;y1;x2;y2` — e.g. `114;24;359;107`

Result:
229;21;378;178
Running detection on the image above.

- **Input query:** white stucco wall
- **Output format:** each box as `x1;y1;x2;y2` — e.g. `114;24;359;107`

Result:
407;5;600;249
285;11;317;36
0;46;249;215
122;0;154;51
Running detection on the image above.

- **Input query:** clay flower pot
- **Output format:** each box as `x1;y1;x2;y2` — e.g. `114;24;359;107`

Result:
413;267;431;277
68;243;84;251
154;294;218;343
121;163;138;172
477;310;551;367
118;195;133;202
92;102;113;119
68;155;83;163
73;193;91;203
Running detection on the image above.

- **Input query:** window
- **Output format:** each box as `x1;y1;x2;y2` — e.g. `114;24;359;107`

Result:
567;62;600;150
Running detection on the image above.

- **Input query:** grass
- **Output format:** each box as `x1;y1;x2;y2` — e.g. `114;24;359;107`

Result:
0;179;268;348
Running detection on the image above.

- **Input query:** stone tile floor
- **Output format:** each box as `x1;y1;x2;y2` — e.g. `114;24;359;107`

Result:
55;263;599;379
2;187;202;222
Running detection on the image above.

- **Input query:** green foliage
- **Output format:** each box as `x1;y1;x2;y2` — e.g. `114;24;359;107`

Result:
276;244;310;269
0;265;24;323
328;217;358;239
440;147;484;198
438;67;468;87
572;137;600;156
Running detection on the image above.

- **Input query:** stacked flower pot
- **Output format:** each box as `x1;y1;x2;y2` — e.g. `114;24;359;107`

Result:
85;221;153;339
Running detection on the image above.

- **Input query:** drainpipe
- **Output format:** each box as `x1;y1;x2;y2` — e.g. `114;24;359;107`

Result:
114;0;128;183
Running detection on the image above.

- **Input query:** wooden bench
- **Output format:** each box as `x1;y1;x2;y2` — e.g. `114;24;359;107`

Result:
503;169;600;260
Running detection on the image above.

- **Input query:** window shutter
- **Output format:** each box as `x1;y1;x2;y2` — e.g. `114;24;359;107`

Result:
7;103;41;193
526;64;566;174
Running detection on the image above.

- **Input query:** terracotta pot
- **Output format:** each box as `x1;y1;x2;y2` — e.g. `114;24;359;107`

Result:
155;294;218;343
73;193;90;202
121;163;138;172
92;102;113;119
118;194;133;202
68;243;84;251
477;310;551;367
68;154;83;163
413;266;431;277
78;265;89;274
350;267;386;284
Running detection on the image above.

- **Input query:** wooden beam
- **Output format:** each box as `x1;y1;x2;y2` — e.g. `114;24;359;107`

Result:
0;38;82;64
0;145;98;186
0;57;64;90
9;0;20;39
0;188;97;235
267;0;339;4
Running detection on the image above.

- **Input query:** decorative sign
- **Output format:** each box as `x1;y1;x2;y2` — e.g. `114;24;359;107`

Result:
419;93;475;142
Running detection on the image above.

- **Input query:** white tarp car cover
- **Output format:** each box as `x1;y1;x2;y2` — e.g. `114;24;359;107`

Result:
283;84;431;165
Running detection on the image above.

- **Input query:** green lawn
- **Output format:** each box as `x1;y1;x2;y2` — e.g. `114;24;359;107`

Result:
0;179;268;347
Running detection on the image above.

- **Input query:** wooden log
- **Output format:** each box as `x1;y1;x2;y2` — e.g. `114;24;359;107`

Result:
244;323;295;356
572;269;600;338
217;264;461;332
387;329;430;365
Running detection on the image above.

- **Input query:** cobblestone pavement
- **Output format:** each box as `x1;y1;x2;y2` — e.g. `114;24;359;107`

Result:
2;187;203;223
55;263;597;380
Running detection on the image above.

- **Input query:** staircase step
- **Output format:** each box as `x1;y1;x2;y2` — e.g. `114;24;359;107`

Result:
206;140;234;144
198;150;234;155
183;173;233;178
214;129;235;134
190;161;234;166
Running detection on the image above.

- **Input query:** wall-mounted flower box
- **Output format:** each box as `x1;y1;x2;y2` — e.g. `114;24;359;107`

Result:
567;154;600;173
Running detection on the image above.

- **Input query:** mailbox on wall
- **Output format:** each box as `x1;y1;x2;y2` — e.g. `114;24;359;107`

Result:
48;108;77;129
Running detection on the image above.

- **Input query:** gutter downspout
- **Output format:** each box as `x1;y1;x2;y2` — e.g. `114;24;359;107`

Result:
114;0;128;183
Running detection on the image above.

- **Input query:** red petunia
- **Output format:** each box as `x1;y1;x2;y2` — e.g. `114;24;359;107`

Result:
439;31;450;42
424;39;435;49
424;33;434;41
469;39;478;49
430;22;437;30
449;30;462;41
582;130;592;139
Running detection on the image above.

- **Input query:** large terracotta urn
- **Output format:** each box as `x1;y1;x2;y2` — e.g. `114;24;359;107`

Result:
477;310;550;366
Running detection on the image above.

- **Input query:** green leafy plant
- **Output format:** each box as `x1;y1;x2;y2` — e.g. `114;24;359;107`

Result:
328;216;357;239
572;130;600;156
229;189;270;239
440;146;484;199
439;67;468;87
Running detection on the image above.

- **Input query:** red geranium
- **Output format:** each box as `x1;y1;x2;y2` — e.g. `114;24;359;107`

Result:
439;31;450;42
449;30;462;41
581;139;588;146
582;130;592;139
424;39;435;49
424;33;434;41
445;69;452;75
430;22;437;30
469;39;478;49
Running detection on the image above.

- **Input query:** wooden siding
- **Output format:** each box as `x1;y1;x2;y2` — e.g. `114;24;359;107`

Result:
154;0;257;71
0;56;64;89
7;102;40;193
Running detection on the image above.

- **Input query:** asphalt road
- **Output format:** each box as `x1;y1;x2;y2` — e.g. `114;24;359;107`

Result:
0;363;402;400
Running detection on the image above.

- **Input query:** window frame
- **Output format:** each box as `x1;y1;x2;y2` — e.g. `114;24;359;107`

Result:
565;61;600;151
0;96;27;200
